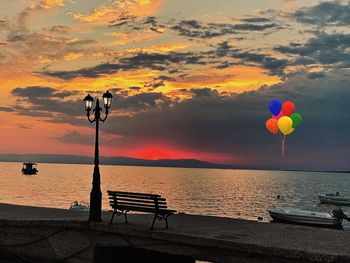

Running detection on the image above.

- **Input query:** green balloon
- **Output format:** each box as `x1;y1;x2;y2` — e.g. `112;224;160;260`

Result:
290;113;302;128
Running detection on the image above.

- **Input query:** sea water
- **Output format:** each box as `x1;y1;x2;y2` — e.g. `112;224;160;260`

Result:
0;162;349;224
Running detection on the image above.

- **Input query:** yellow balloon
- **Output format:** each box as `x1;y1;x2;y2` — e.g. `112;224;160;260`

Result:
278;116;293;135
285;127;295;135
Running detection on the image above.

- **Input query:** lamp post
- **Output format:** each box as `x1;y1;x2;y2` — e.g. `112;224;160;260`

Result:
83;90;113;222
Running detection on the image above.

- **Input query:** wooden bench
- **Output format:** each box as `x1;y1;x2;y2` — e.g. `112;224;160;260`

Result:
107;190;177;230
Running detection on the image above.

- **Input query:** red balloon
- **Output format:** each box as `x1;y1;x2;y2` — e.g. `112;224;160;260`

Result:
282;101;295;116
266;118;279;135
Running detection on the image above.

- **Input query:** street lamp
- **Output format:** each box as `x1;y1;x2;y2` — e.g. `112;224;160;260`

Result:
83;90;113;222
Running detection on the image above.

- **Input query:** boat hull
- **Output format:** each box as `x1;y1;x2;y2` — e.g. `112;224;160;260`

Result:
318;195;350;206
22;169;38;175
268;208;342;228
70;206;89;212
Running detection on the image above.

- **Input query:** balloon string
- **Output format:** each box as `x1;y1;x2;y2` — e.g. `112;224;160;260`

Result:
281;135;286;157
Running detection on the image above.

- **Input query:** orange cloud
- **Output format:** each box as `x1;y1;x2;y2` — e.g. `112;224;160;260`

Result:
72;0;162;25
165;66;281;94
104;31;163;46
63;52;84;61
35;0;65;9
127;43;189;54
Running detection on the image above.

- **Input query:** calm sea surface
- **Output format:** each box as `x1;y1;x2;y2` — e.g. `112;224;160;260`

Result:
1;162;350;223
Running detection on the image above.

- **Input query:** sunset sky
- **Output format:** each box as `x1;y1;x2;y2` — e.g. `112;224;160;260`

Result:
0;0;350;170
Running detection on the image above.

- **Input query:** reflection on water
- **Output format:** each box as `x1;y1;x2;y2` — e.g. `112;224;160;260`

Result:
0;162;350;223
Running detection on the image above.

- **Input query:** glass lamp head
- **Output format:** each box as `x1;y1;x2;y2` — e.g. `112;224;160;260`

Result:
83;94;94;112
102;90;113;109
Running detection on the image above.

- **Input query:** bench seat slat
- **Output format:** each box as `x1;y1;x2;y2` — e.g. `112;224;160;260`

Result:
109;198;167;205
110;201;167;208
109;193;160;199
108;195;166;201
107;191;161;197
108;196;167;202
111;202;167;209
116;205;176;215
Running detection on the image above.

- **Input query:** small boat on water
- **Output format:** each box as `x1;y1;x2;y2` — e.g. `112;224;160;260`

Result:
69;201;90;211
21;162;38;175
268;207;343;228
318;193;350;206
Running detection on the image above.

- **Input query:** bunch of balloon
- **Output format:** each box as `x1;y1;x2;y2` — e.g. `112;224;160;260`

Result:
265;100;302;157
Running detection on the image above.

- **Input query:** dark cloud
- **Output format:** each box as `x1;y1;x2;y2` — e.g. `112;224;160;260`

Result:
275;32;350;66
215;41;288;76
291;56;316;66
151;80;165;89
231;23;280;31
10;86;173;120
114;92;172;111
109;15;278;39
109;15;138;27
12;86;76;98
42;51;208;79
234;52;288;75
307;72;326;79
156;75;176;81
142;16;165;33
120;51;206;67
240;17;271;23
293;1;350;26
172;19;281;39
11;86;82;119
110;15;165;33
190;88;220;98
43;63;123;79
129;86;141;90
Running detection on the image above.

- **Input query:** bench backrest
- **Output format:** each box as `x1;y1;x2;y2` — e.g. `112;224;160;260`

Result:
107;190;168;210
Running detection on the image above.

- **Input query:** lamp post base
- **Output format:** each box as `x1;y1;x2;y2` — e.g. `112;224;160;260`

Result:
89;189;102;222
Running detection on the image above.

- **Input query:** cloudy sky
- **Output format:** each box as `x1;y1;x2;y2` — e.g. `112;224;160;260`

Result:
0;0;349;170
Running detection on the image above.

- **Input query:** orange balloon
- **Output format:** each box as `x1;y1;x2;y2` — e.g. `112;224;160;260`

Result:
266;118;279;135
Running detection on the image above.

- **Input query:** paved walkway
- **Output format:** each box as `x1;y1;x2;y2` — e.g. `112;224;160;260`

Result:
0;203;349;262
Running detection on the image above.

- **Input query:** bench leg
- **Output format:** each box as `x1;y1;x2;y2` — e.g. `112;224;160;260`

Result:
165;215;169;229
109;211;116;224
123;210;128;224
151;214;158;230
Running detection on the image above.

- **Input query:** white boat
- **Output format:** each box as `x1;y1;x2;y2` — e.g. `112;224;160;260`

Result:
268;207;343;227
318;194;350;206
69;201;90;211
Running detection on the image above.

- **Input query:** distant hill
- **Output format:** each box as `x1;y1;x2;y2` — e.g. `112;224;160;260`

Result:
2;154;348;172
0;154;229;169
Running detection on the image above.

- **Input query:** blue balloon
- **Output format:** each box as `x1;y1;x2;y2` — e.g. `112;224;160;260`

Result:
269;100;282;116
